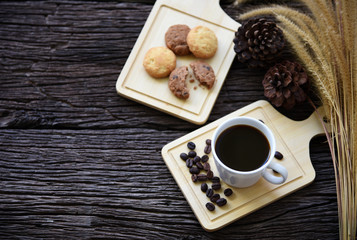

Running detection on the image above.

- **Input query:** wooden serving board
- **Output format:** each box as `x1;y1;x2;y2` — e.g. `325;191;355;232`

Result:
161;100;325;231
116;0;240;125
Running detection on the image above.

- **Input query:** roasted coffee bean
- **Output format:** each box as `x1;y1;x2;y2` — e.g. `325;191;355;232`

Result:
186;159;193;168
206;202;215;211
206;170;214;180
204;145;212;154
210;193;220;203
201;183;208;192
187;141;196;150
189;166;200;174
203;162;210;171
224;188;233;197
191;174;198;182
193;156;201;163
216;198;227;207
259;119;265;123
201;155;209;163
211;176;220;183
212;182;221;190
206;139;211;145
275;151;284;160
196;162;204;169
197;174;207;181
206;188;214;198
188;150;197;158
180;153;188;161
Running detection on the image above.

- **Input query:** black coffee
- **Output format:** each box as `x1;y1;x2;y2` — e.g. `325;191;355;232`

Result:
215;125;270;171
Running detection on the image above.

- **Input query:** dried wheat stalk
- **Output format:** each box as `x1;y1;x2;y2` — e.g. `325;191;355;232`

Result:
238;1;357;239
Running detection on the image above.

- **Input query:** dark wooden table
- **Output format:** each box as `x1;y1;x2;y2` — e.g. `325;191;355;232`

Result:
0;1;338;239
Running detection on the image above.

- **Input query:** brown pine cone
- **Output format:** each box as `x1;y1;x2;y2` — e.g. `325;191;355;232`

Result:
233;18;285;68
262;60;309;109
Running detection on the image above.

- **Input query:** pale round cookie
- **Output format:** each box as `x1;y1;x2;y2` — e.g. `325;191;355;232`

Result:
187;26;218;59
143;47;176;78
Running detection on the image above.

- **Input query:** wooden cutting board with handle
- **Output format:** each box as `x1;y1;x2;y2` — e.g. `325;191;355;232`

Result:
161;100;326;231
116;0;240;125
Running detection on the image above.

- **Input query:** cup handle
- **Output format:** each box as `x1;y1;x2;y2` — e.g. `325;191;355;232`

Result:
262;162;288;184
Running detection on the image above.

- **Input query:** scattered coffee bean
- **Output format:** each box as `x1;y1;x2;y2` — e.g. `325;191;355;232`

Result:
275;151;284;160
187;141;196;150
180;153;188;161
211;176;220;183
216;198;227;207
204;145;212;154
193;156;201;163
210;193;220;203
206;202;215;211
189;166;200;174
197;174;207;181
201;155;209;163
188;150;197;158
206;170;214;180
206;188;214;198
186;158;193;168
196;162;204;169
203;162;210;171
259;119;265;123
212;182;221;190
201;183;208;192
224;188;233;197
181;140;230;212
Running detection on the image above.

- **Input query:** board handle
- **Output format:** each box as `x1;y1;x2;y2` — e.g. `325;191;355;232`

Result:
296;106;329;140
156;0;240;31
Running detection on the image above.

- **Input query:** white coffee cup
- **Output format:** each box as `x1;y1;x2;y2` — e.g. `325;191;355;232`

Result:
212;116;288;188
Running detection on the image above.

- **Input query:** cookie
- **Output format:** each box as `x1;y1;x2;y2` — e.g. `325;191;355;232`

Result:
168;66;190;99
187;26;218;59
143;47;176;78
165;24;191;56
190;61;215;89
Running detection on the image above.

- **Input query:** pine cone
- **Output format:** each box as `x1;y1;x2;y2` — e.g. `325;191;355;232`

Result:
233;18;285;68
262;60;309;109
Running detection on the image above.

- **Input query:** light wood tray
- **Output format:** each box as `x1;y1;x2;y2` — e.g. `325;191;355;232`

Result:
161;100;325;231
116;0;240;125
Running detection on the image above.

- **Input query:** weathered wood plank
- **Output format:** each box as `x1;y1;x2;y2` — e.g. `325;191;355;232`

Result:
0;130;337;239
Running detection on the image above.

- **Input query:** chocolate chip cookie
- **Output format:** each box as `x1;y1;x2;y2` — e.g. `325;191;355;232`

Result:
190;61;215;89
165;24;191;56
168;66;190;99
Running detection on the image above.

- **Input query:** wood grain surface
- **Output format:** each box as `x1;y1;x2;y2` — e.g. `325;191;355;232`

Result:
0;1;338;239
